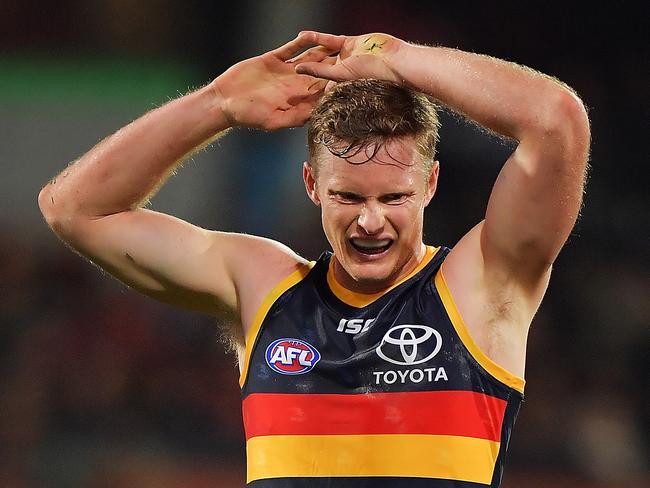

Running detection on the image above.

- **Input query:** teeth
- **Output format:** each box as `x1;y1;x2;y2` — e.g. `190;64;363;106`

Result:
351;239;391;249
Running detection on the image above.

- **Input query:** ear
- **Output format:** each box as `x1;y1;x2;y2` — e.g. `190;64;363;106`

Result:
424;161;440;206
303;162;321;206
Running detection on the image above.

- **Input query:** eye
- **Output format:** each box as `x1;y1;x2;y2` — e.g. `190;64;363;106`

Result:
380;193;409;204
332;192;364;204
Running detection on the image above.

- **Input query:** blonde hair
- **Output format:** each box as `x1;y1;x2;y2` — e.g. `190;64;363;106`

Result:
308;79;440;176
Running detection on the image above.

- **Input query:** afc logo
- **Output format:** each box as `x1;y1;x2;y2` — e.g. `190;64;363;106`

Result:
265;338;321;375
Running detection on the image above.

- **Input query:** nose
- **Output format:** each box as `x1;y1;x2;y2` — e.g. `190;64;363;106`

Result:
357;201;385;235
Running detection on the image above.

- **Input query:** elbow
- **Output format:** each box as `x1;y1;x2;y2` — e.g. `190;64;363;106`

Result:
38;183;56;224
557;89;590;148
518;86;591;169
544;88;592;161
38;182;74;235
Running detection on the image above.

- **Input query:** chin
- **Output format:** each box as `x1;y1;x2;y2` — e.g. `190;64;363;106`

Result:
332;238;413;291
346;260;400;290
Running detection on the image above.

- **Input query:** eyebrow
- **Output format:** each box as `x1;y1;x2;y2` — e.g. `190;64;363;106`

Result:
329;190;363;198
328;190;414;199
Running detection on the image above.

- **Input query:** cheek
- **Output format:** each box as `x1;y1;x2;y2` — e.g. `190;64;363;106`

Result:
323;205;356;228
387;205;421;233
321;209;350;245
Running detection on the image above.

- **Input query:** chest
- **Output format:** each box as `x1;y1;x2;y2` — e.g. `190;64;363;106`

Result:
243;278;497;397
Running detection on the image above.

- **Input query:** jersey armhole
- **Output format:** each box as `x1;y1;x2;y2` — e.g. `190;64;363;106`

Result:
239;261;316;387
434;264;526;394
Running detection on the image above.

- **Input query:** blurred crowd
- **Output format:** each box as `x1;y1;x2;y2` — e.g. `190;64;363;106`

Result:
1;224;648;488
0;232;245;486
1;1;647;487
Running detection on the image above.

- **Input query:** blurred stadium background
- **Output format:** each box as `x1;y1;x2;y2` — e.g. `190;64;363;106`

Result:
0;1;647;487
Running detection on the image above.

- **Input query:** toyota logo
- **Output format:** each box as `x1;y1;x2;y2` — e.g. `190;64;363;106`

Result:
376;325;442;365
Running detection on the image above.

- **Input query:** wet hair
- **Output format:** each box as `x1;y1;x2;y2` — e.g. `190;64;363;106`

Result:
307;79;440;177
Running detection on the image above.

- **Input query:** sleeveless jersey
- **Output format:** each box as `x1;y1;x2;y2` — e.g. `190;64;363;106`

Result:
239;246;525;488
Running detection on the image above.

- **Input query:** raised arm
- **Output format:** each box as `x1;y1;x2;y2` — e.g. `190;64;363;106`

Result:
38;35;332;324
295;31;590;377
295;31;591;283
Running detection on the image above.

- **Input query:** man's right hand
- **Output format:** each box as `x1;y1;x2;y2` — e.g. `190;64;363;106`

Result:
212;33;336;131
38;34;331;344
294;31;404;86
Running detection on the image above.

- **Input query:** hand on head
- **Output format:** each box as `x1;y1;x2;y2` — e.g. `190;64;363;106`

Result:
211;32;336;130
293;31;403;85
211;31;403;131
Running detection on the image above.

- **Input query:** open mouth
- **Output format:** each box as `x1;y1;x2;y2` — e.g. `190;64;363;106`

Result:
349;238;393;256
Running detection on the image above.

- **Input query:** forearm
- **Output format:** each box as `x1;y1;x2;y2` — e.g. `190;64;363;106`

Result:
39;82;228;221
390;43;586;141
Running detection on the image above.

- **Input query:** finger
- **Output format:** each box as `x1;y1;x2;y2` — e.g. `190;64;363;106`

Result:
286;45;337;65
267;102;315;130
292;70;330;93
299;31;347;52
297;54;337;74
287;81;326;106
324;80;337;93
293;55;337;79
307;78;328;96
295;61;353;83
272;32;317;61
289;57;335;90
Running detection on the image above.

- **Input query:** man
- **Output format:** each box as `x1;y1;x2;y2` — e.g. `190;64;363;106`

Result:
38;31;590;487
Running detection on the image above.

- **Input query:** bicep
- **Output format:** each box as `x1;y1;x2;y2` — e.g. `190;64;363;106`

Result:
483;100;590;279
60;209;238;315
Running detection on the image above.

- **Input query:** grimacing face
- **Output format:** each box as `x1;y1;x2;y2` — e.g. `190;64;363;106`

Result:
303;136;439;294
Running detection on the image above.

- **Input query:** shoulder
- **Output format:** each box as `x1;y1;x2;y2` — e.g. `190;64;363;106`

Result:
209;231;307;267
205;231;311;339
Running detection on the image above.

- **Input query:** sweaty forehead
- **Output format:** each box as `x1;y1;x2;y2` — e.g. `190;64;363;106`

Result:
315;137;427;183
319;157;425;194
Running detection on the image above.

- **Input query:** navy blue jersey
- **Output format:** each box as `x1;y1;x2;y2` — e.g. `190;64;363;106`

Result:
239;246;524;487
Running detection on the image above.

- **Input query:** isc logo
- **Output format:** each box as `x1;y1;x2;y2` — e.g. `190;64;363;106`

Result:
337;318;375;334
265;338;321;375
